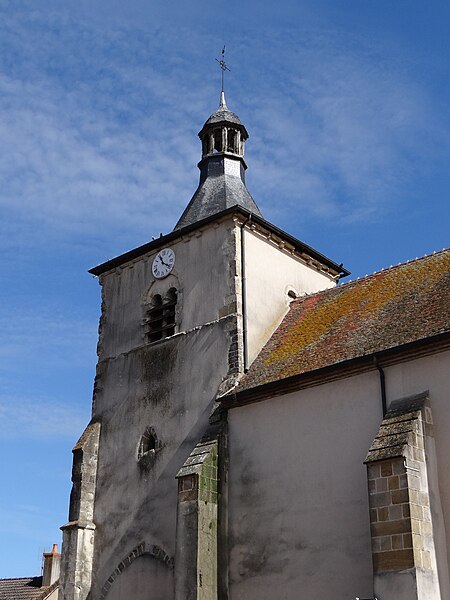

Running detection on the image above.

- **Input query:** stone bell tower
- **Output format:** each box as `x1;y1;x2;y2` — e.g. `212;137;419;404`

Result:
60;82;346;600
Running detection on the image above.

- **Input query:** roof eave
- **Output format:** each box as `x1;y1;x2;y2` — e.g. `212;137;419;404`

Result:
89;206;349;277
221;332;450;409
198;120;249;139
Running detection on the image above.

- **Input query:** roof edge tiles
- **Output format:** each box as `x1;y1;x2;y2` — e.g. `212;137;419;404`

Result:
89;206;349;277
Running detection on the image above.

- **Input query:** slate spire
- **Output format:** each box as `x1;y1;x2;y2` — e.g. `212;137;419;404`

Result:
173;92;263;230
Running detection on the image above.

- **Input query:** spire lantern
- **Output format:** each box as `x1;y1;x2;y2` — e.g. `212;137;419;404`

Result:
198;94;248;161
198;47;248;161
173;53;262;231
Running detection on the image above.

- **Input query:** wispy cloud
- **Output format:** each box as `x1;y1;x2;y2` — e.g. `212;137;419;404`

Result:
0;9;203;248
0;305;97;430
0;309;97;367
242;31;443;224
1;7;445;257
0;394;87;439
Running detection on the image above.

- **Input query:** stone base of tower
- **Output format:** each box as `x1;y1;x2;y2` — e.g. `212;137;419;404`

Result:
59;521;96;600
175;440;218;600
60;421;101;600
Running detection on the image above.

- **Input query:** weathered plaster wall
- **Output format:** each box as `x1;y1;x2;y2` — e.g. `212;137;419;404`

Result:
102;554;173;600
242;227;336;365
98;218;238;360
89;218;239;598
227;350;450;600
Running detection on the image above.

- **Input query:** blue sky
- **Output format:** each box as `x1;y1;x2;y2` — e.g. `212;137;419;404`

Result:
1;0;449;577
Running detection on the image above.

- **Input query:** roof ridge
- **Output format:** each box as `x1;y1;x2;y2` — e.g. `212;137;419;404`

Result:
291;247;450;306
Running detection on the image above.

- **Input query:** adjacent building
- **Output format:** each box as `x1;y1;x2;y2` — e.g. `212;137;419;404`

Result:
0;545;60;600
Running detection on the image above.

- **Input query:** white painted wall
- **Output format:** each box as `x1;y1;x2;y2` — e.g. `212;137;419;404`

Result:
228;350;450;600
242;228;336;364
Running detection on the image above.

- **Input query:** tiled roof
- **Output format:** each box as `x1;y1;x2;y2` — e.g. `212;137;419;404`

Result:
237;249;450;393
0;577;46;600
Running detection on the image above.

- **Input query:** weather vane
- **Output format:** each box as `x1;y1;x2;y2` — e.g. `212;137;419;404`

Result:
216;46;230;94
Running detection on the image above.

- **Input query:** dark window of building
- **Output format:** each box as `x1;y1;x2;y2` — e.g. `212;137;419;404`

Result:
227;129;237;153
146;289;177;343
213;129;222;153
138;427;160;464
68;449;83;522
147;294;164;342
164;288;177;336
139;431;155;457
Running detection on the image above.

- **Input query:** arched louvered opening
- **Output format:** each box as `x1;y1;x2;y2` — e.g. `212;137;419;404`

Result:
147;294;164;342
145;289;177;343
164;288;177;337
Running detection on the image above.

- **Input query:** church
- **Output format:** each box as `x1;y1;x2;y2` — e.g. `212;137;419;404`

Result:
53;82;450;600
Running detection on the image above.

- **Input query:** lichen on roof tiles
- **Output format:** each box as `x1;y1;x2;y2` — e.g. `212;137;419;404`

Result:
237;249;450;392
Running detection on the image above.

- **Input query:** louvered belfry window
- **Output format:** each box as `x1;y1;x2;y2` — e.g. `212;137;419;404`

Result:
146;288;177;342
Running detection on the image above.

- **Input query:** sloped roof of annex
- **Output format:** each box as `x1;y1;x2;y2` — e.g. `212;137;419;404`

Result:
223;248;450;406
0;577;58;600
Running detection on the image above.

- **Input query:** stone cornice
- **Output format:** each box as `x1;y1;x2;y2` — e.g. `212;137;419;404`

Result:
89;207;348;278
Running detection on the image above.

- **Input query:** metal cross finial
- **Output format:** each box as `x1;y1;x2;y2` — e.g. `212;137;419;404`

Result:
216;46;230;93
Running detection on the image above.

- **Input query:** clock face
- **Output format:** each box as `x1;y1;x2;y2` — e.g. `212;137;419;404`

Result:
152;248;175;279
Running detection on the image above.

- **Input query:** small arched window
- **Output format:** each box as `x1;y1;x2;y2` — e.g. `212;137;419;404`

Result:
139;431;155;458
137;426;160;464
145;288;178;343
